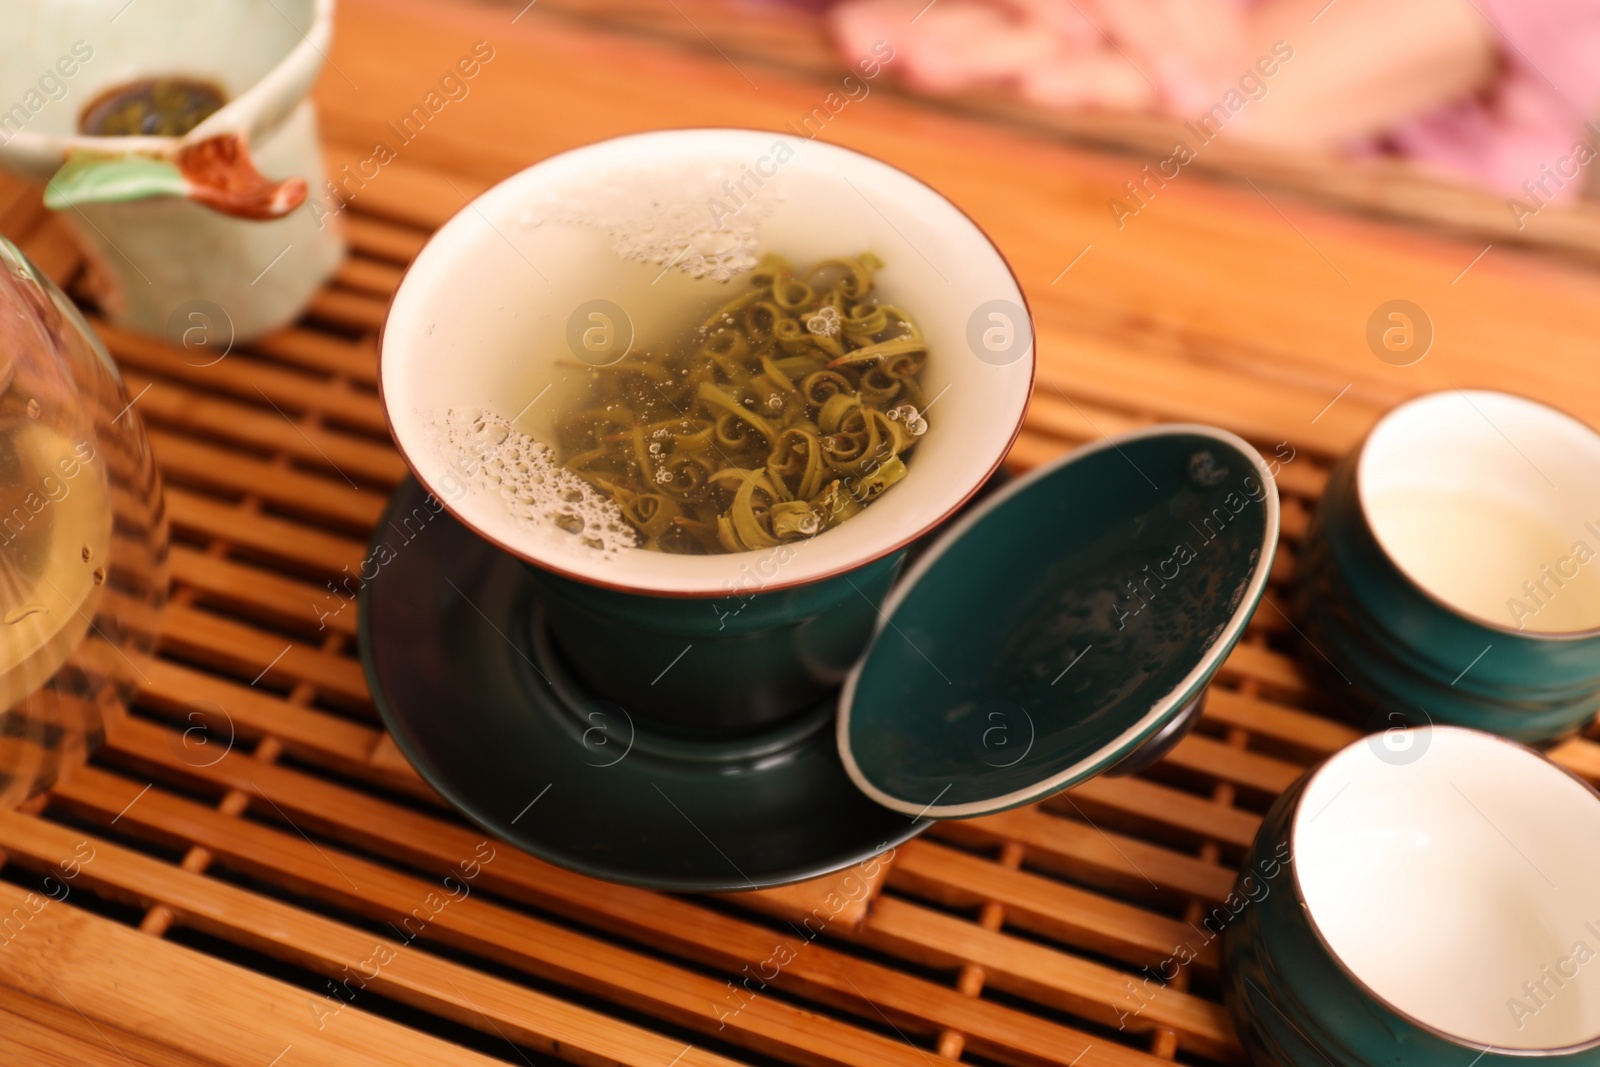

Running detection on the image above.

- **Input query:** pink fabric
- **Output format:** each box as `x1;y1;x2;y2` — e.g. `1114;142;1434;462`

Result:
826;0;1600;200
1378;0;1600;200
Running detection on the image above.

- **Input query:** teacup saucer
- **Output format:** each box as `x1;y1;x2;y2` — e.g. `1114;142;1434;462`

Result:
360;477;929;892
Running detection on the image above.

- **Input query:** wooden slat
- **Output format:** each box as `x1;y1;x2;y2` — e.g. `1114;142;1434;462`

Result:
0;819;749;1067
889;839;1221;972
334;255;407;300
125;370;405;485
149;428;386;531
1552;738;1600;782
931;805;1237;906
1033;330;1376;461
48;759;1158;1067
0;182;49;245
252;327;381;385
0;986;224;1067
1215;640;1314;702
157;603;372;707
169;545;360;639
307;287;390;333
96;320;389;436
853;897;1240;1062
1202;688;1360;758
322;140;493;231
730;859;890;931
1160;733;1303;796
166;488;368;577
1054;768;1268;854
91;713;1233;1066
0;872;509;1067
132;657;380;767
341;213;431;264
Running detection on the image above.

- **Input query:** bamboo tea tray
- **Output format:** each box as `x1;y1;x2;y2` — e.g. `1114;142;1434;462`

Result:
2;1;1599;1064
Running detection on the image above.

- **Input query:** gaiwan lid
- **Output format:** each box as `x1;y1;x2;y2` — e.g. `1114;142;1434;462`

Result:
838;424;1281;819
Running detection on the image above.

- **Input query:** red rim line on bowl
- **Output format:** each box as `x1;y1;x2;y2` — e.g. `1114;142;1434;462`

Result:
376;127;1038;599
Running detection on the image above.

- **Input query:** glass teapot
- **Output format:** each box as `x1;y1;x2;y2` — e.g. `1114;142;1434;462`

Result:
0;237;167;807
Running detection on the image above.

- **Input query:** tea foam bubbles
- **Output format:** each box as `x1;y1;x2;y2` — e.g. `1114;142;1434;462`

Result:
520;163;778;282
430;408;638;556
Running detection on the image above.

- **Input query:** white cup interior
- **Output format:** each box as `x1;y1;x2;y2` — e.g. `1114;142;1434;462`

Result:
1295;726;1600;1051
1359;391;1600;635
381;130;1033;595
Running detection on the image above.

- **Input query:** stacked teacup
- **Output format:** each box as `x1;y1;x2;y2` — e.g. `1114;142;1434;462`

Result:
1227;390;1600;1064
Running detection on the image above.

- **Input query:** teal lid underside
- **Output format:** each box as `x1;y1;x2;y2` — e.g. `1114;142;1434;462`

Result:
839;426;1279;818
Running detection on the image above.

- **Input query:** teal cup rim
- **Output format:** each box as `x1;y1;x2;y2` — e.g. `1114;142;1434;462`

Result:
836;422;1282;819
1277;724;1600;1057
1352;389;1600;643
1296;389;1600;741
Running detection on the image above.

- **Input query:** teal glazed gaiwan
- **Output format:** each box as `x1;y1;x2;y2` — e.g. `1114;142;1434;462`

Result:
528;550;903;736
1224;725;1600;1065
364;128;1043;889
377;129;1037;741
839;425;1281;817
1295;391;1600;744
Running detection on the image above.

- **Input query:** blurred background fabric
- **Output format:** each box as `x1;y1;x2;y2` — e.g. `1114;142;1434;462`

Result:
469;0;1600;257
820;0;1600;203
812;0;1600;199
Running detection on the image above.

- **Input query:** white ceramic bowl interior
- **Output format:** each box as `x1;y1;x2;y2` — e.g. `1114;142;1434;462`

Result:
1295;726;1600;1051
0;0;329;179
1359;390;1600;635
381;129;1034;595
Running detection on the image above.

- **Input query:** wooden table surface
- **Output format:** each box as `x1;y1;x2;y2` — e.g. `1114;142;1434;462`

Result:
2;1;1599;1065
314;0;1600;451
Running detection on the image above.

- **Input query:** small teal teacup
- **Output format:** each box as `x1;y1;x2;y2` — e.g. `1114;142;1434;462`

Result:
1296;390;1600;743
1224;725;1600;1066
